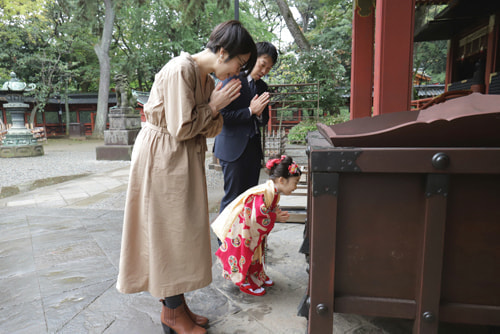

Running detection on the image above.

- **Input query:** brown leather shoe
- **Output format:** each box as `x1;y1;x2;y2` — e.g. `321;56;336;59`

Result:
160;300;206;334
181;295;209;328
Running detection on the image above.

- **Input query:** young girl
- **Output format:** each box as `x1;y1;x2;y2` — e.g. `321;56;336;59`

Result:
212;155;302;296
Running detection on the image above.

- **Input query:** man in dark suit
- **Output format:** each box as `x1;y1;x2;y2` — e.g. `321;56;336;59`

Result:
214;42;278;212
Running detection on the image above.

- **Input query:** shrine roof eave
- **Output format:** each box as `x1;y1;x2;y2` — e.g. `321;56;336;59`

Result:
415;0;452;5
414;0;500;42
414;17;484;41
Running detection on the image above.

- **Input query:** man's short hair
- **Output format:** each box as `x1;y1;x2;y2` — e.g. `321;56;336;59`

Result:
256;42;278;66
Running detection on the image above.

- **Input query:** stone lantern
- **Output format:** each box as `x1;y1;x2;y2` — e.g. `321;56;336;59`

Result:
96;74;141;160
0;72;44;158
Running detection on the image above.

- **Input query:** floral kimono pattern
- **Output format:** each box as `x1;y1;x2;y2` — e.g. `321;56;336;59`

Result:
215;190;279;289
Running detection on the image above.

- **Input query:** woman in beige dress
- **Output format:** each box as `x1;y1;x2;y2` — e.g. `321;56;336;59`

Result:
116;20;257;334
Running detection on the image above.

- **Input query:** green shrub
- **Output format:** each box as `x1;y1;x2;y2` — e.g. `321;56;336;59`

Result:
288;111;349;144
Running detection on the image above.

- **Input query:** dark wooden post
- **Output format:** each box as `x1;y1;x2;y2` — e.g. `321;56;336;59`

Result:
413;173;449;333
308;163;339;333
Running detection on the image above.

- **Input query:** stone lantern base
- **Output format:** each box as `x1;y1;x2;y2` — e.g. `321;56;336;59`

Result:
0;119;44;158
95;106;141;161
0;144;44;158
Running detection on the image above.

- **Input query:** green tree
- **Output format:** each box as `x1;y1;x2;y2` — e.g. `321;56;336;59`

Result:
413;41;448;86
112;0;218;91
72;0;117;139
413;3;448;88
0;0;102;134
276;0;310;51
0;0;48;82
111;0;275;92
0;0;76;131
268;0;351;114
290;0;320;33
2;0;333;130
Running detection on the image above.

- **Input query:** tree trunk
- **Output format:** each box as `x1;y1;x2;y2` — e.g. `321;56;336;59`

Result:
276;0;310;51
92;0;115;139
29;104;39;126
65;89;70;136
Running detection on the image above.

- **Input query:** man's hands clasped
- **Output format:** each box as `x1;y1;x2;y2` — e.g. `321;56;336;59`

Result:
249;92;270;117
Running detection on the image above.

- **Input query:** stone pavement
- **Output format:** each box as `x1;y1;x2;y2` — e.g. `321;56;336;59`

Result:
0;139;417;334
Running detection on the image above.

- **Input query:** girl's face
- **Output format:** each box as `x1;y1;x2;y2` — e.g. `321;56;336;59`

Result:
214;49;250;81
276;176;300;195
250;55;274;81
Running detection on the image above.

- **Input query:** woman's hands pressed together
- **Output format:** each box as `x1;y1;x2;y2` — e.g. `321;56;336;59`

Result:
209;79;242;118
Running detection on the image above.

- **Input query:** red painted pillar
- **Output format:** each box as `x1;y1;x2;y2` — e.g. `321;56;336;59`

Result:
350;0;375;120
267;105;272;134
373;0;415;115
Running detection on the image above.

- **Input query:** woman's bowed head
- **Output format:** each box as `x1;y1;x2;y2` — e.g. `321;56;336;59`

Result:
206;20;257;79
196;20;258;118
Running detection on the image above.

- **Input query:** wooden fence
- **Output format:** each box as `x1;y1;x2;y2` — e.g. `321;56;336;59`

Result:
263;129;287;160
267;82;320;134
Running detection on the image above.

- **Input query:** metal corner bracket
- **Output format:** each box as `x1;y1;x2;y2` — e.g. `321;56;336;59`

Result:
310;150;362;173
312;172;339;197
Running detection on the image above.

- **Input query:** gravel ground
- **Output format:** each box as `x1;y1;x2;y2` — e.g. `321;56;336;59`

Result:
0;139;130;189
0;137;225;199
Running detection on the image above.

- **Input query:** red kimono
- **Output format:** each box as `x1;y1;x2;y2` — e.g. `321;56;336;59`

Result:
215;182;279;289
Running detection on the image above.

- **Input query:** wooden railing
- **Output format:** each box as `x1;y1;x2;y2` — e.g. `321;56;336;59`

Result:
267;83;320;134
411;97;434;110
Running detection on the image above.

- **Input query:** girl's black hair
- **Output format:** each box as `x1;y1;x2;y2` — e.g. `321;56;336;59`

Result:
206;20;257;73
266;155;302;180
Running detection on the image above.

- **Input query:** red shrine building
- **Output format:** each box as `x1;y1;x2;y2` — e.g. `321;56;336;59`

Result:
350;0;500;119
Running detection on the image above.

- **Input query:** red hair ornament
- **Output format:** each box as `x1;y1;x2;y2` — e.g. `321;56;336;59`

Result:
288;162;299;175
265;155;286;170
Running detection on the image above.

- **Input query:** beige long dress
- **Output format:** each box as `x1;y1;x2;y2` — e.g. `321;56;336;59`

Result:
116;53;223;298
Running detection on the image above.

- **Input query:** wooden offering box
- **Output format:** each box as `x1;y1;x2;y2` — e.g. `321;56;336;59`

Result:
304;94;500;333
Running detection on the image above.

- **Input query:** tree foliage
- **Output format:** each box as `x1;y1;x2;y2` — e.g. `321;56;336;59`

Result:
413;41;448;85
267;0;351;115
1;0;354;118
1;0;449;135
413;4;448;87
0;0;274;136
0;0;78;130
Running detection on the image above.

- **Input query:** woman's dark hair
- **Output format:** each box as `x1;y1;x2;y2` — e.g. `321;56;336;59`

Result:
206;20;257;73
256;42;278;65
266;155;302;180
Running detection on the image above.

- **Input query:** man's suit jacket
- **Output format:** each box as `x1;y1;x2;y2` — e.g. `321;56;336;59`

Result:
214;72;270;162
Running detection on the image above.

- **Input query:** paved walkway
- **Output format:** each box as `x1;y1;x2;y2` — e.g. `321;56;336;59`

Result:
0;139;315;334
0;169;312;333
